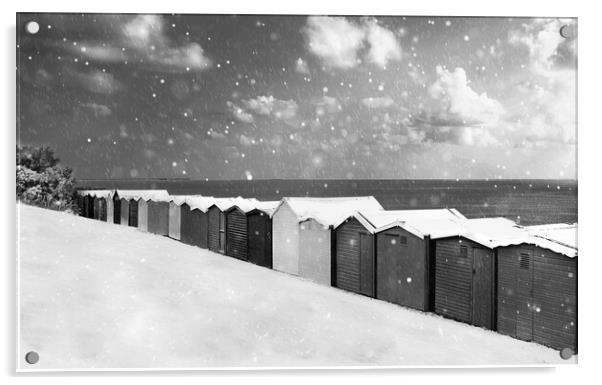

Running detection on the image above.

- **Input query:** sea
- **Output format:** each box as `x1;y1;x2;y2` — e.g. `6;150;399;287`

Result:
76;179;578;226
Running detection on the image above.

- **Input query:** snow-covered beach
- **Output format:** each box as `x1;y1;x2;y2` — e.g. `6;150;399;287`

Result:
18;204;575;369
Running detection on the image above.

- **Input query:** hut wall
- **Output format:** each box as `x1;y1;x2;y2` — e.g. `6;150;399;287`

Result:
106;196;114;223
120;198;129;226
168;202;181;240
128;199;138;227
208;206;226;253
435;237;496;329
247;212;272;268
226;209;248;261
113;196;121;224
199;211;208;249
272;202;300;276
147;201;169;236
138;200;148;232
99;198;107;221
376;227;428;311
180;204;201;247
335;218;374;296
93;198;101;220
497;245;577;351
298;219;332;286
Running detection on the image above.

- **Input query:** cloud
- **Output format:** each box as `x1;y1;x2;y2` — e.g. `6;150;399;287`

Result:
70;15;211;73
313;96;342;116
295;58;310;75
243;95;298;120
364;20;402;68
226;101;254;123
67;69;124;95
302;16;402;69
81;102;112;117
428;66;504;126
302;16;366;69
508;19;576;145
362;96;395;109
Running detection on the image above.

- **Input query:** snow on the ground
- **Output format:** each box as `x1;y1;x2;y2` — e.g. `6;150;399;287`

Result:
17;204;575;369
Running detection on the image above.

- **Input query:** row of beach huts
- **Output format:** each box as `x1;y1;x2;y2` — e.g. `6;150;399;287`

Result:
76;189;578;352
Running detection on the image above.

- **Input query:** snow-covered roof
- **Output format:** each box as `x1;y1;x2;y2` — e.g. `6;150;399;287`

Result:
183;196;217;212
77;189;113;198
205;197;260;212
523;223;577;255
252;201;281;216
353;209;467;238
110;189;171;202
276;197;384;228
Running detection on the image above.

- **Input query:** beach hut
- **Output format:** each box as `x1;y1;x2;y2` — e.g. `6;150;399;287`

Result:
335;209;466;311
128;198;138;227
180;196;215;249
76;193;85;216
433;218;526;330
93;195;101;220
225;200;279;266
147;193;171;236
120;197;129;226
272;197;384;286
497;224;577;351
207;198;256;254
106;191;114;223
111;191;121;224
138;198;148;232
168;198;184;240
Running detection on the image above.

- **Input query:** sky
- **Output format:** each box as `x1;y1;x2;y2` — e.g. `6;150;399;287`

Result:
16;14;577;180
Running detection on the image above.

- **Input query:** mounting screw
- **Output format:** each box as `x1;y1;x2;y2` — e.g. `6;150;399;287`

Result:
25;351;39;364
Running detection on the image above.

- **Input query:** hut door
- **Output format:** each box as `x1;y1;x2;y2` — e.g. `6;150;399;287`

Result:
359;233;374;296
515;249;534;341
472;248;493;329
219;212;226;253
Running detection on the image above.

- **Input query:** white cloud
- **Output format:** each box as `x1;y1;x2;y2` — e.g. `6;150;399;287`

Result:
71;15;211;73
362;96;395;109
364;20;402;68
313;96;341;116
429;66;504;126
302;16;402;70
226;101;254;123
303;16;365;69
295;58;310;75
508;19;577;145
243;95;298;120
69;69;124;95
81;102;112;117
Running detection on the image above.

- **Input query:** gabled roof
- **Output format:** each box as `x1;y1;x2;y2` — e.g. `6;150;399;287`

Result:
110;189;171;202
353;208;467;238
252;201;281;217
77;189;113;198
274;196;384;228
183;196;217;212
208;197;259;212
523;223;577;256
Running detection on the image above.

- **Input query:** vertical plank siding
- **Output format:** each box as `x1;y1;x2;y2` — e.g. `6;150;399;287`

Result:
147;201;169;236
335;218;369;295
208;206;221;253
248;212;272;268
497;245;577;351
226;209;248;261
272;202;300;275
376;227;428;311
137;200;148;232
128;199;138;227
168;202;181;240
435;238;475;323
120;198;129;226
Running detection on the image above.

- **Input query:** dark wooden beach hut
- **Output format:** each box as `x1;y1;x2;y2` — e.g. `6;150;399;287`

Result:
128;199;138;227
97;196;107;221
147;200;170;236
335;209;465;311
120;197;129;226
497;224;577;351
224;200;278;266
112;192;121;224
179;196;215;249
93;196;101;220
208;203;228;254
433;218;524;331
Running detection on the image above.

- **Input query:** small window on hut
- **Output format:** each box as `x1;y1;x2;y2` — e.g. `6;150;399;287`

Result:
399;236;407;246
519;253;530;270
459;245;468;258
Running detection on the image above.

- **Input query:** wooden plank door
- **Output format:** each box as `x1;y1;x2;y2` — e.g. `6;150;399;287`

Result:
359;233;374;297
219;212;226;253
516;248;534;341
472;248;493;329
